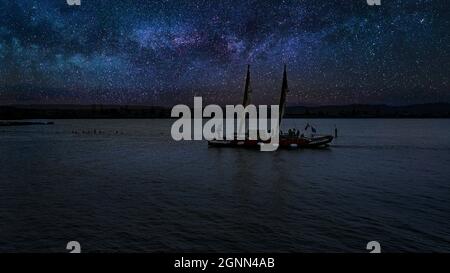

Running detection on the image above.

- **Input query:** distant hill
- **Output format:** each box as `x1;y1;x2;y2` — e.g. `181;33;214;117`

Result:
1;103;450;119
0;105;170;119
284;103;450;118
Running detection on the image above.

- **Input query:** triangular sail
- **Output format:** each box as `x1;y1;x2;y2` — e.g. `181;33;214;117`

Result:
278;65;289;126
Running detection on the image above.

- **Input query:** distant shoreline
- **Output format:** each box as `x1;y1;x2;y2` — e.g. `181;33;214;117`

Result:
0;121;54;127
1;103;450;119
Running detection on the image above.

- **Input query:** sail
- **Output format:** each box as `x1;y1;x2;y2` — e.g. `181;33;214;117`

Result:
242;64;252;106
278;65;289;126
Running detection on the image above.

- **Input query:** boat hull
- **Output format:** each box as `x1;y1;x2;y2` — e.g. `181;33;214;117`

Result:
208;135;333;149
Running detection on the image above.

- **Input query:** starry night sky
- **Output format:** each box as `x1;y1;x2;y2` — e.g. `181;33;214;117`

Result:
0;0;449;106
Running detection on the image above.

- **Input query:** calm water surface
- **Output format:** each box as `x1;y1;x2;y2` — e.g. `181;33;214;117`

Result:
1;119;450;252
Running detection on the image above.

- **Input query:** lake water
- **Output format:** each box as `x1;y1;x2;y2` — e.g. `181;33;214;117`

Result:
1;119;450;252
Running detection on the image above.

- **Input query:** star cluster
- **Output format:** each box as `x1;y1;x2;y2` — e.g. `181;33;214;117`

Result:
0;0;449;106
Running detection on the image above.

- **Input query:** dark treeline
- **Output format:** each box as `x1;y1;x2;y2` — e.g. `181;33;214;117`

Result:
1;103;450;119
284;103;450;118
0;105;170;119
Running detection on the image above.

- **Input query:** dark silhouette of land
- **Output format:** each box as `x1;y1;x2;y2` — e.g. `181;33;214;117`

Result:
285;103;450;118
1;103;450;120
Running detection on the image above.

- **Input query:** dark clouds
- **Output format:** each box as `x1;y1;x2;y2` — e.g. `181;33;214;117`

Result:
0;0;449;105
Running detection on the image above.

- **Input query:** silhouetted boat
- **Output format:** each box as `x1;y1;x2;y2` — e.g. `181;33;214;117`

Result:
208;65;333;149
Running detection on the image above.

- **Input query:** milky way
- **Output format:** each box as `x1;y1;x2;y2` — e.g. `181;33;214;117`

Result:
0;0;449;106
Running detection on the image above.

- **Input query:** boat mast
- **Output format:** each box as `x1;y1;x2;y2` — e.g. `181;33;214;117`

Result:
242;64;252;106
278;64;289;126
238;65;252;136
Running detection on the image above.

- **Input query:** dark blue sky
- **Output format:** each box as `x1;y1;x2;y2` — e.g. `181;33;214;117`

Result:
0;0;449;106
